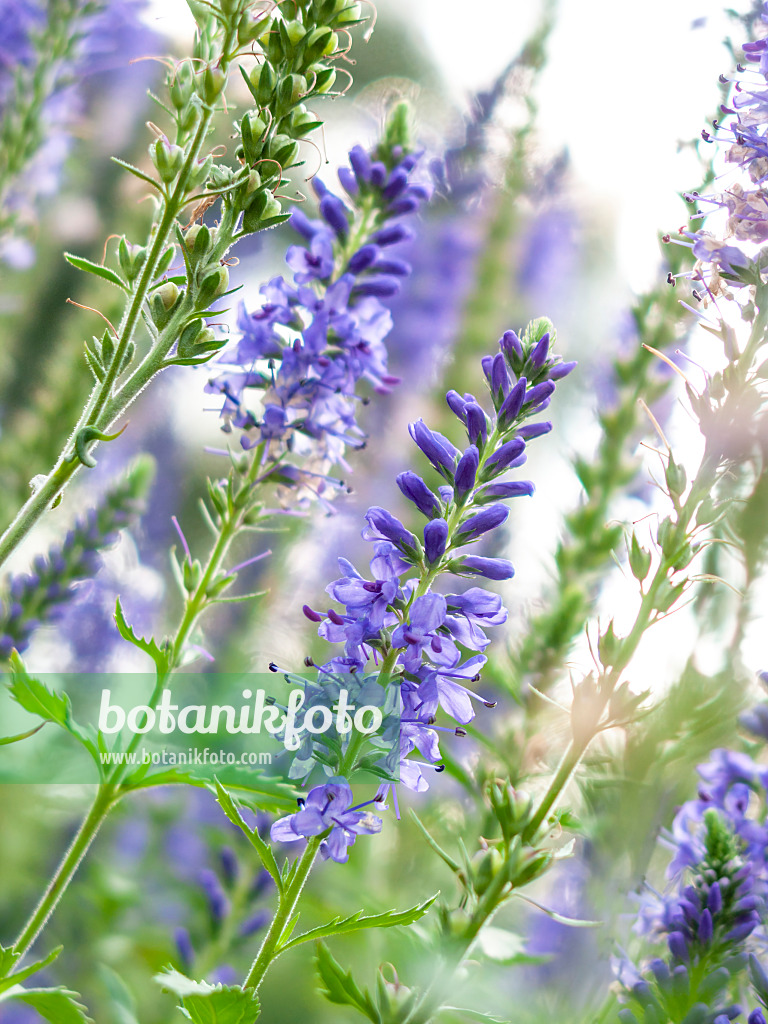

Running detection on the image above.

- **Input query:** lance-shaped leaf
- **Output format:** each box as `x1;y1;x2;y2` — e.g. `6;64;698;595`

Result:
314;943;379;1023
64;253;128;291
279;894;438;953
154;968;260;1024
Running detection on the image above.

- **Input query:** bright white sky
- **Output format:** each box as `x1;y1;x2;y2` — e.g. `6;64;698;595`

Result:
148;0;746;286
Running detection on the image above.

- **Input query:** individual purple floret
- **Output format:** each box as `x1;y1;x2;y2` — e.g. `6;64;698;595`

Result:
270;778;383;863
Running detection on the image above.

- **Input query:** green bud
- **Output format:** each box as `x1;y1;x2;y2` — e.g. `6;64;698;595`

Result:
237;10;271;44
206;572;236;599
289;106;321;137
250;61;276;105
665;456;687;500
174;319;224;364
629;532;652;582
654;578;687;614
334;1;362;24
511;848;553;887
276;73;307;114
157;281;180;310
472;847;503;896
202;66;227;105
151;139;185;183
117;238;146;282
196;265;230;308
597;620;620;669
149;283;182;328
313;65;337;93
302;27;334;63
188;153;213;189
182;557;203;594
284;19;306;45
269;133;300;168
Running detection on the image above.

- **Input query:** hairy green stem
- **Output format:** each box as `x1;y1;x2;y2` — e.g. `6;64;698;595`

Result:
243;837;321;990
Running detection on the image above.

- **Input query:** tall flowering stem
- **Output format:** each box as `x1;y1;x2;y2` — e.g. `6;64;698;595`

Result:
222;319;576;1001
0;0;367;569
2;114;434;972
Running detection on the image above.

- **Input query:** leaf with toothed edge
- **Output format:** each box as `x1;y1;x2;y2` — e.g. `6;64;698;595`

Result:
0;946;62;996
114;598;170;672
278;895;438;953
154;969;260;1023
0;985;93;1023
213;779;283;891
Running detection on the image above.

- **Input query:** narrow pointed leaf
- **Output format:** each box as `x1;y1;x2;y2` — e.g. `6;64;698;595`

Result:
64;253;128;291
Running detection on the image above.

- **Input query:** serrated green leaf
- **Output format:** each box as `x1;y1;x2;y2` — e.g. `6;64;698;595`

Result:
114;598;169;672
0;947;62;996
7;655;102;771
280;895;438;953
213;780;282;891
64;253;128;291
314;943;379;1023
1;984;92;1022
0;944;20;981
155;969;260;1024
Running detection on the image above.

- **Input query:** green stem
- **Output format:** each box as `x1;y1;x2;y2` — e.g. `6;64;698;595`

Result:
243;837;321;991
8;441;264;957
11;782;115;961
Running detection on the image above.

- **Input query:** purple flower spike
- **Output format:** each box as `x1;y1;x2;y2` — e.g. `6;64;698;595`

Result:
454;504;509;543
397;471;441;518
461;555;515;580
424;518;449;564
454;445;480;498
363;507;418;553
